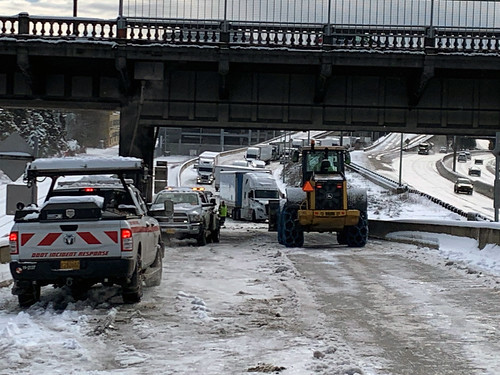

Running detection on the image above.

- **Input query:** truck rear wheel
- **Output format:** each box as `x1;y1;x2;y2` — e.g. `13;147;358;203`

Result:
345;211;368;248
70;282;92;301
18;284;41;308
280;204;304;248
144;244;163;287
122;255;143;303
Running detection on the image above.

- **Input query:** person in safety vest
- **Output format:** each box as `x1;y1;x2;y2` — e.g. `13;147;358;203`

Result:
219;201;227;227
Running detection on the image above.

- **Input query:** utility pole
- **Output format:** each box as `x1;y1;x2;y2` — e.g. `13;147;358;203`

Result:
73;0;77;17
493;132;500;221
398;133;403;187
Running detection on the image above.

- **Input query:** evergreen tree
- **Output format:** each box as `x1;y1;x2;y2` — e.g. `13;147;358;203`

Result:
0;108;69;156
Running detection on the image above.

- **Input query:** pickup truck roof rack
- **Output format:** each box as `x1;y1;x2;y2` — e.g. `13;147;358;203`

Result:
25;156;144;181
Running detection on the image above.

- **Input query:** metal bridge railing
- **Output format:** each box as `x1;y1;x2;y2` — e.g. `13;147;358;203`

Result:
2;12;500;53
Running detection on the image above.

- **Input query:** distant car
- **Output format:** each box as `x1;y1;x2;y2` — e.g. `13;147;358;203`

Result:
457;152;467;162
465;150;471;160
474;158;483;165
454;177;473;195
439;146;447;153
250;160;266;168
232;160;250;167
468;166;481;177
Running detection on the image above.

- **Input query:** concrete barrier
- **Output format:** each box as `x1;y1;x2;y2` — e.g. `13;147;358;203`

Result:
369;219;500;249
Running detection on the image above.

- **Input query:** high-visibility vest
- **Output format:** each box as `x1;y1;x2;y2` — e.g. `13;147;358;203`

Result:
219;205;227;217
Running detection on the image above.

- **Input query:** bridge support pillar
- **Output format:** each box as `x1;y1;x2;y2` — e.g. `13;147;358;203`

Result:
119;98;155;200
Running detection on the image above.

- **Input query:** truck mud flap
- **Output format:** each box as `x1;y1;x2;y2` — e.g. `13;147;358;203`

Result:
268;199;280;232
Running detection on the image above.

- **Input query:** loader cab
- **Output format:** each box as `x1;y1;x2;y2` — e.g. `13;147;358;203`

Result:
300;146;347;183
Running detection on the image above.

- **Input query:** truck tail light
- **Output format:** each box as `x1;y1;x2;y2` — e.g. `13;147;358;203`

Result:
9;231;19;255
121;229;133;251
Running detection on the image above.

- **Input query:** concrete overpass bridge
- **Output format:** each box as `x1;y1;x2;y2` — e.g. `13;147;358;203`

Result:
2;3;500;194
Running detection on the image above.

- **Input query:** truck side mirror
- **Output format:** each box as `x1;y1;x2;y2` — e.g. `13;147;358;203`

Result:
164;199;174;218
291;150;300;162
210;198;217;205
345;152;351;165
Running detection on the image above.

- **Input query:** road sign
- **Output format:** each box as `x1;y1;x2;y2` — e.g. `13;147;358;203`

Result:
0;133;34;181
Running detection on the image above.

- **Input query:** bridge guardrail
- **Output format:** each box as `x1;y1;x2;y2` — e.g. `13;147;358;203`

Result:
3;13;500;54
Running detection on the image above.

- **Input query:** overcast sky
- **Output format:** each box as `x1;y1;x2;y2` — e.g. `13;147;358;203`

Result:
0;0;119;19
0;1;498;27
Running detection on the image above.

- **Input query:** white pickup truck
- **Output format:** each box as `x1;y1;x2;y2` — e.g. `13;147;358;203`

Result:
8;156;164;307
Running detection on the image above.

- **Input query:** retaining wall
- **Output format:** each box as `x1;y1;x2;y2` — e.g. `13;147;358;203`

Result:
369;219;500;249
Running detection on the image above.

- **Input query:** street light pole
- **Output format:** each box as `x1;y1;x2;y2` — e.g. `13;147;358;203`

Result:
399;133;403;186
73;0;77;17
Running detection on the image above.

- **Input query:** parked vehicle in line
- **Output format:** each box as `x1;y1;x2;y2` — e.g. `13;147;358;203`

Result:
464;150;471;160
280;148;293;164
231;160;250;167
457;152;467;162
214;164;272;192
196;151;220;185
219;171;281;222
468;166;481;177
250;160;266;169
291;139;306;149
439;146;447;153
8;156;164;307
245;145;273;164
454;177;474;195
149;186;220;246
474;158;483;165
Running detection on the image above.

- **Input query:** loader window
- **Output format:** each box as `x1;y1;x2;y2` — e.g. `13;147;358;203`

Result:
307;151;340;173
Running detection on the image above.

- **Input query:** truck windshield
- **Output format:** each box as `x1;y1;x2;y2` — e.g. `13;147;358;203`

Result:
254;190;280;199
154;192;199;205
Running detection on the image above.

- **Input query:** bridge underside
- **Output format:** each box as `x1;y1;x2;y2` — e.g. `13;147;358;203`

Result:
2;41;500;191
139;63;500;136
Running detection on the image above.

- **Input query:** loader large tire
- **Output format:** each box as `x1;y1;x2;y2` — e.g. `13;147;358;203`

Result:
336;230;347;245
281;204;304;248
345;211;368;248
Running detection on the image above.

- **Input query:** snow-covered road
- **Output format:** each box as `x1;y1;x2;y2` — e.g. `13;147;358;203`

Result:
1;221;499;375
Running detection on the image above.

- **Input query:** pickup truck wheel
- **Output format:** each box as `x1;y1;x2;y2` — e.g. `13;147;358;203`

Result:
211;227;220;243
197;225;207;246
70;283;91;301
144;244;163;287
122;256;143;303
18;284;41;308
